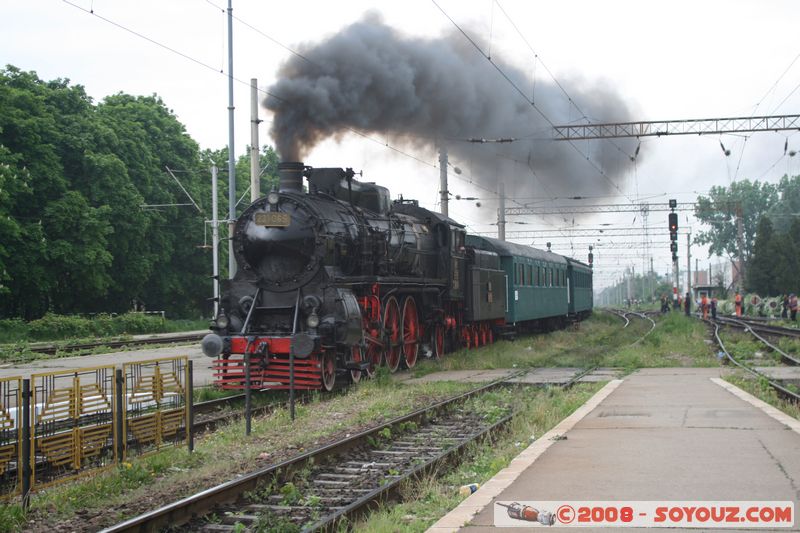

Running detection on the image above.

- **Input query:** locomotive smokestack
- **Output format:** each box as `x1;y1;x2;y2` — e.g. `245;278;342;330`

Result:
278;161;304;192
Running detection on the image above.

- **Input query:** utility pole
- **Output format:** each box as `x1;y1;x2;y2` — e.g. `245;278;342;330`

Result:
498;181;506;241
735;203;745;287
250;78;261;203
439;147;448;218
211;165;220;318
227;0;236;279
686;230;692;298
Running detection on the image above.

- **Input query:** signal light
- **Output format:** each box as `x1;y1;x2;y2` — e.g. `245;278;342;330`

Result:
668;213;678;233
588;252;593;265
672;253;678;262
669;199;677;209
670;242;678;253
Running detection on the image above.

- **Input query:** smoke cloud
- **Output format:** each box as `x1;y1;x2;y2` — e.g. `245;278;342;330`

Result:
265;13;640;200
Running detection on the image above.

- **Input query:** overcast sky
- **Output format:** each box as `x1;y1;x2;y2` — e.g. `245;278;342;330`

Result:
4;1;800;290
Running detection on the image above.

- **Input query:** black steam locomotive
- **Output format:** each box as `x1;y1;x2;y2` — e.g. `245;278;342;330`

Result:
202;162;592;391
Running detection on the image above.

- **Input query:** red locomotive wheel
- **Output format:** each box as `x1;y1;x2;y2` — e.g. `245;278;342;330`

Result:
350;345;363;383
401;296;419;368
432;325;445;360
383;296;401;373
321;351;336;391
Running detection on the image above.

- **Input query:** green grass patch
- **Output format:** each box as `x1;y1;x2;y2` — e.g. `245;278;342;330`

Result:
724;373;800;420
411;311;714;377
353;383;603;532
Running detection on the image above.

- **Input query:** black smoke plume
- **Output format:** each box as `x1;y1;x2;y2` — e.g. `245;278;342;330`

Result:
265;13;640;199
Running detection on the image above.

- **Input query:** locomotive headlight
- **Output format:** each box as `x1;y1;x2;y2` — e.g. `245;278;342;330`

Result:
267;191;280;205
306;312;320;328
215;313;229;329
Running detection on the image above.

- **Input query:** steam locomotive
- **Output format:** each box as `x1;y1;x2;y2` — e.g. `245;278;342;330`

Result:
201;162;593;391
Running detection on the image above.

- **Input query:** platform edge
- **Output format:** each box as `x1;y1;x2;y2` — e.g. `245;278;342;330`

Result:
710;377;800;435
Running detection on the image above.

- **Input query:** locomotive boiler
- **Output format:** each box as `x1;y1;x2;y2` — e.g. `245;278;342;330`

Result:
202;162;503;391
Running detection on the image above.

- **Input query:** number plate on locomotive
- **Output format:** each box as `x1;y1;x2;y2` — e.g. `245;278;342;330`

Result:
255;212;291;227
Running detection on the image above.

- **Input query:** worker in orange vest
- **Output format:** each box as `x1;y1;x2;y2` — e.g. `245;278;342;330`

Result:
701;294;709;319
734;290;743;317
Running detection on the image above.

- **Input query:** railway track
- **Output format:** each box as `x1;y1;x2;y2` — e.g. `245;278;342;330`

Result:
714;315;800;341
24;332;205;356
607;309;657;343
102;366;597;533
711;316;800;366
708;319;800;402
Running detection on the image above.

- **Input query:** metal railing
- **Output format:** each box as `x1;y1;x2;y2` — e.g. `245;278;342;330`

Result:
0;356;193;505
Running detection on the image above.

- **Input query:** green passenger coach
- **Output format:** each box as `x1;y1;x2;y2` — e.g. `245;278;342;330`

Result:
465;235;570;328
566;257;593;318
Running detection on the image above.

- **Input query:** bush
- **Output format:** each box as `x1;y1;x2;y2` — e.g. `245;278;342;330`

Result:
24;313;167;341
0;318;28;343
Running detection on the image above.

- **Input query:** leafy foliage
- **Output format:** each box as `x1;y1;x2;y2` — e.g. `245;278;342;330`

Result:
0;66;279;319
746;215;800;296
694;179;778;262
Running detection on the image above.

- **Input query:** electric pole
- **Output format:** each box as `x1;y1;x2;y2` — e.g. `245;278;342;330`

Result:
227;0;236;279
498;181;506;241
735;203;746;287
250;78;260;203
687;230;692;298
439;147;448;218
211;165;220;318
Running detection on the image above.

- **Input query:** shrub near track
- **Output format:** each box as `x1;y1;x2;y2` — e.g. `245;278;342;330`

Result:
0;313;206;343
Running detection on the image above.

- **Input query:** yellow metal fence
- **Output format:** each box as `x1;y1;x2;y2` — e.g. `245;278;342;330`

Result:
1;355;192;502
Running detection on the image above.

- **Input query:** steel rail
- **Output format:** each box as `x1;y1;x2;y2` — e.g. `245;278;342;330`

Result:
100;376;522;533
626;311;657;345
717;316;800;340
708;320;800;402
714;317;800;366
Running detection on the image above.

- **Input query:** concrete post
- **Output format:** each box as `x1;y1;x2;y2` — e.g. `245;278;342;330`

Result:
439;147;448;217
250;78;260;203
227;0;236;279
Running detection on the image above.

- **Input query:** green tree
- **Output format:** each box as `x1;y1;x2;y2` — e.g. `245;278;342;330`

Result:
43;191;113;312
768;174;800;233
694;180;778;267
746;216;775;295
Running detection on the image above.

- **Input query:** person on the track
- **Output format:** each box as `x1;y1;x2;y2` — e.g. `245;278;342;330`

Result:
782;294;789;319
701;293;709;320
711;296;718;319
735;290;743;317
684;292;691;317
790;293;798;322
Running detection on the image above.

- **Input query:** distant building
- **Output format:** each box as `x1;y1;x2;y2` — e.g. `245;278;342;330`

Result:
693;270;708;286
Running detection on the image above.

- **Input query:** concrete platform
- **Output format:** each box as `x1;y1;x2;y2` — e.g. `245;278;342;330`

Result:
428;368;800;532
753;366;800;382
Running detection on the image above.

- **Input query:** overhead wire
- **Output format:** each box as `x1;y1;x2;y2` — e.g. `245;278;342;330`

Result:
62;0;440;174
430;0;635;204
